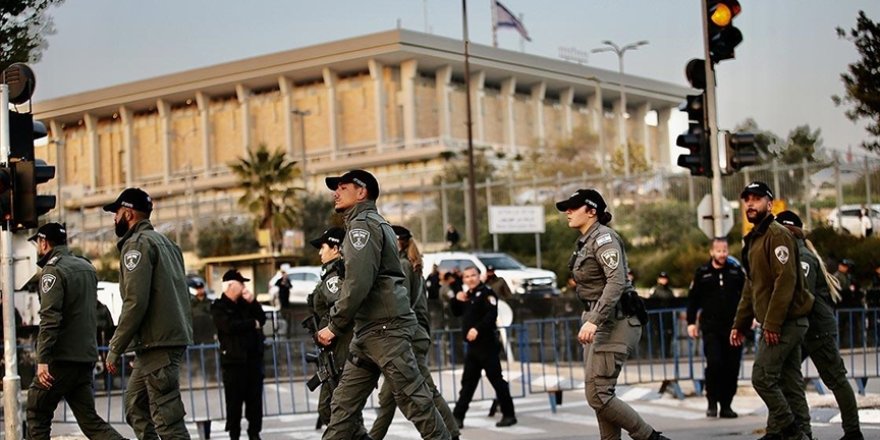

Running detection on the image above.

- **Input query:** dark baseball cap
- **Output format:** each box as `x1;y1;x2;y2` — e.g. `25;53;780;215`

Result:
325;169;380;200
486;265;496;272
555;188;607;212
222;269;250;283
309;226;345;249
103;187;153;214
841;258;856;268
740;181;774;200
392;225;412;240
28;222;67;244
775;210;803;228
658;271;669;278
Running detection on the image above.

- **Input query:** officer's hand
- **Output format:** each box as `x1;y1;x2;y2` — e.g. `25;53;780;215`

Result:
466;328;478;341
455;291;468;302
317;327;336;346
687;324;699;339
763;329;780;345
105;352;119;375
242;289;255;303
36;363;54;389
729;329;744;347
578;321;597;345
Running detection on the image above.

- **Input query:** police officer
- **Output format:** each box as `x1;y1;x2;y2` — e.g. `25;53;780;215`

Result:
191;279;216;344
370;226;460;440
315;169;449;440
731;182;813;440
556;189;669;440
686;238;745;418
484;266;512;301
211;269;267;440
450;265;516;429
103;187;194;439
307;226;369;438
776;211;864;440
26;223;127;440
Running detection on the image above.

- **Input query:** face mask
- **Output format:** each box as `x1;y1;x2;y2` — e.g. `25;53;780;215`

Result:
115;216;130;238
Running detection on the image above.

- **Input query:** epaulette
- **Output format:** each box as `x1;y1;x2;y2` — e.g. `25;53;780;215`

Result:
45;255;61;266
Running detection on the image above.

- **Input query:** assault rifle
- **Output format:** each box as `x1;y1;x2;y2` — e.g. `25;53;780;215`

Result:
301;314;340;391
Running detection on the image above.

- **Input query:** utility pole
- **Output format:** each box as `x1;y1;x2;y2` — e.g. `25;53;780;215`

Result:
462;0;479;250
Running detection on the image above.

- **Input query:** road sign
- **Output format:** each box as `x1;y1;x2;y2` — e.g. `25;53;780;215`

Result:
488;205;545;234
696;194;733;239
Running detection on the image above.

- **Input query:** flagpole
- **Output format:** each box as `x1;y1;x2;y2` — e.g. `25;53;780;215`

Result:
518;13;525;52
490;0;498;47
462;0;479;251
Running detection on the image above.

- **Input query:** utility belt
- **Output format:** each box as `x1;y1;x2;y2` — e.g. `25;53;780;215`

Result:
582;291;648;325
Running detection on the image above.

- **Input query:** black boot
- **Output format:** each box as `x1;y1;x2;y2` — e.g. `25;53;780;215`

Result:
495;416;517;427
719;406;738;418
706;400;717;417
838;432;865;440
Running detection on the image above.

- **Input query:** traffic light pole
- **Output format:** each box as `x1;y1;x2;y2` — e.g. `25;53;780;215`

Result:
0;84;23;440
701;0;725;238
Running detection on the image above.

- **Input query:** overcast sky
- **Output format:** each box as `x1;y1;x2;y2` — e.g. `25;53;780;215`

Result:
30;0;880;158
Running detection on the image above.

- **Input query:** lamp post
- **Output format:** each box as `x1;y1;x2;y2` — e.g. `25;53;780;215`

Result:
291;109;310;191
592;39;649;177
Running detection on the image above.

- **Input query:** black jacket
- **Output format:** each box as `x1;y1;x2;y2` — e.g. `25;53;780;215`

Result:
450;282;498;346
211;294;266;365
687;259;746;334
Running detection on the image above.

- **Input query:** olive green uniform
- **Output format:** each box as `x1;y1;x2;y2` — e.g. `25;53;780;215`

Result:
323;201;449;440
371;252;459;440
733;215;814;438
107;219;194;439
794;239;861;438
26;246;126;440
571;222;654;440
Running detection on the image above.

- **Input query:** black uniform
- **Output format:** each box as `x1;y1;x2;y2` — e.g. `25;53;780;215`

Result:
211;294;267;440
686;259;746;412
450;282;515;424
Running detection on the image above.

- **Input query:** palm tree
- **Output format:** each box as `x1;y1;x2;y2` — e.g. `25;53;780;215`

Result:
228;144;302;251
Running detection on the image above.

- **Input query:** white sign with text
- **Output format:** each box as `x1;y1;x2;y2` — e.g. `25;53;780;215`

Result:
488;205;546;234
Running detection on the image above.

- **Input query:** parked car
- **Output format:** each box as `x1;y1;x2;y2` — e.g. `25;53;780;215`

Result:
422;252;559;296
267;266;322;306
826;204;880;237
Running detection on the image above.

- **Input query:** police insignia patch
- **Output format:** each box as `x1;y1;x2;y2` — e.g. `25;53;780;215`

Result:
326;276;340;293
123;250;142;271
489;296;497;305
40;274;57;294
349;229;370;251
801;261;810;277
600;249;620;270
596;233;612;246
774;246;789;264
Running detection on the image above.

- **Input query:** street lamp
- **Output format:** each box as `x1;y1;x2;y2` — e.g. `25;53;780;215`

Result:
592;39;649;177
291;109;310;191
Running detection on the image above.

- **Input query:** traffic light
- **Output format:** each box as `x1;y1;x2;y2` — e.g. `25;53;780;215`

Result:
707;0;743;64
0;166;11;224
676;58;712;177
725;132;758;172
4;108;54;231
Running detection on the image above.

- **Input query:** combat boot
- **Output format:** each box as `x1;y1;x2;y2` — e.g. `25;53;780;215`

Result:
495;416;517;427
838;432;865;440
719;406;738;418
649;431;671;440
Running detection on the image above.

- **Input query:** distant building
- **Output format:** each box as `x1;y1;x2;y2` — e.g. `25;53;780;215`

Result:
34;29;689;252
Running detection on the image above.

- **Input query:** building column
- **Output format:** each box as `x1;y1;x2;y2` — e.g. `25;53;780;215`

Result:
82;114;99;190
400;59;418;149
116;107;134;185
469;70;485;143
435;65;452;144
633;102;651;163
531;81;546;147
195;92;212;176
612;98;624;155
587;82;606;170
369;59;387;152
500;77;516;154
322;68;340;159
560;87;574;138
278;77;294;158
235;84;251;153
156;99;172;184
657;107;673;169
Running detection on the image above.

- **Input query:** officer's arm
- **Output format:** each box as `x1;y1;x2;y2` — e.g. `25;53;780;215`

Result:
35;267;64;364
763;232;798;333
449;294;465;317
249;299;267;327
685;271;701;326
587;237;626;326
108;240;155;357
329;221;381;336
309;282;329;327
476;290;499;334
405;261;431;334
732;277;755;331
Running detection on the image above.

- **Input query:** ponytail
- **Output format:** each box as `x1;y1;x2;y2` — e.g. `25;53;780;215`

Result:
805;238;842;303
598;211;613;225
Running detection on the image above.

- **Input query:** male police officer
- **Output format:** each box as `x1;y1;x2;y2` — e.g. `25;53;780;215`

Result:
316;169;450;440
26;223;127;440
731;182;813;440
686;238;745;418
103;187;194;439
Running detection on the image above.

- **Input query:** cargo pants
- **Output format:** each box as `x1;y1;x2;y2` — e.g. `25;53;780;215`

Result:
125;347;190;439
752;317;809;437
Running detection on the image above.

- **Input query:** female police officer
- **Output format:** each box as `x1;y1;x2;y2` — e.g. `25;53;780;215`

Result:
556;189;669;440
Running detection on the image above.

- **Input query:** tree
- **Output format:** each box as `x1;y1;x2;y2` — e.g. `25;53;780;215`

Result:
0;0;64;72
196;218;260;258
527;125;602;178
610;142;651;175
228;144;302;250
833;11;880;152
778;125;825;164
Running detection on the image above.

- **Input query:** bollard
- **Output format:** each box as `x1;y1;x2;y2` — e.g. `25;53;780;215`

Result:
196;419;211;439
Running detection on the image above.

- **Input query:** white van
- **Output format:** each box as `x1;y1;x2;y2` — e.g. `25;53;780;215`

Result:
826;204;880;237
422;252;558;296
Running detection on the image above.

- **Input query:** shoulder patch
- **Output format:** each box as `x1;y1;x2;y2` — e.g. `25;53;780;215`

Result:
488;296;497;305
600;249;620;270
123;250;142;271
348;228;370;251
40;274;57;294
596;233;612;247
774;246;789;265
326;276;341;293
801;261;810;277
